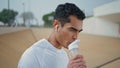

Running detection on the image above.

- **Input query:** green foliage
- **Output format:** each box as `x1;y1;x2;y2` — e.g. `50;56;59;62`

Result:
42;12;55;27
0;9;18;26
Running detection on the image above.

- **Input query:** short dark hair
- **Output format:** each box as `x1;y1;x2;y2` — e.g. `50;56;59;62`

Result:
54;3;86;27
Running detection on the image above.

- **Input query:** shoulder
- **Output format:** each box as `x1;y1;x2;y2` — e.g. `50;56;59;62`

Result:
18;39;48;68
22;39;48;57
19;39;49;59
32;39;49;48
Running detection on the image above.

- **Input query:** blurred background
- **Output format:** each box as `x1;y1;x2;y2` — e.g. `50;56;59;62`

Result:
0;0;120;68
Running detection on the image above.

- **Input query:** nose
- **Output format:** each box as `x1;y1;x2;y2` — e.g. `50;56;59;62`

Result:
72;32;79;40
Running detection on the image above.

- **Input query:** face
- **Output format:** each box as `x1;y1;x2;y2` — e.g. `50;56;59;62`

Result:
54;15;83;49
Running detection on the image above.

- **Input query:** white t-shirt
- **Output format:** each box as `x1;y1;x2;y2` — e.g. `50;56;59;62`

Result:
18;39;69;68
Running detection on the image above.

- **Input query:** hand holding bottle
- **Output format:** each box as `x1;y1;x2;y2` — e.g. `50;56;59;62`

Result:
68;39;87;68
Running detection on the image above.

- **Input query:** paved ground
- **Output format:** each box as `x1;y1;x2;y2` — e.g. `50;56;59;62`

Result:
0;27;120;68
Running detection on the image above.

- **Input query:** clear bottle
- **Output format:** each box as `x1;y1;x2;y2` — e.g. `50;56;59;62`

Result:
68;39;80;59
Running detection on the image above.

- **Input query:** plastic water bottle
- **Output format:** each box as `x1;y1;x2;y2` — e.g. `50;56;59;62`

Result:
68;39;80;59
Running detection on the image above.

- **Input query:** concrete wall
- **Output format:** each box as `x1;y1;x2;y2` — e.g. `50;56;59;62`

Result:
83;17;120;38
83;17;96;35
82;0;120;38
94;0;120;16
95;18;119;37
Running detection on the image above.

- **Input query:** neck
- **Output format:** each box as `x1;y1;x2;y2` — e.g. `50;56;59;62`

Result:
47;33;62;49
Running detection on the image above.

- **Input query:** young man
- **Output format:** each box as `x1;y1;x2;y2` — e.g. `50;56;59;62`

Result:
18;3;86;68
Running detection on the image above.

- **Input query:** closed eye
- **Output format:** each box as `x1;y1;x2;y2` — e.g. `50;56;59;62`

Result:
68;27;83;33
79;29;83;32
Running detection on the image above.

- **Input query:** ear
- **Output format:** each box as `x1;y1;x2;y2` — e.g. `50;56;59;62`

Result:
53;20;60;31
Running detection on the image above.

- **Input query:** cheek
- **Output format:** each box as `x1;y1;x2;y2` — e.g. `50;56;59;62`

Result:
61;30;72;40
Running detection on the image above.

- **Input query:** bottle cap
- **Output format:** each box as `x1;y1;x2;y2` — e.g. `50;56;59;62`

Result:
68;39;80;50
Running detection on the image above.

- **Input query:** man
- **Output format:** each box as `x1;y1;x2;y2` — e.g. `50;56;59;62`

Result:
18;3;86;68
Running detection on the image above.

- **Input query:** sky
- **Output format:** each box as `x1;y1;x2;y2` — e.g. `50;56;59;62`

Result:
0;0;114;25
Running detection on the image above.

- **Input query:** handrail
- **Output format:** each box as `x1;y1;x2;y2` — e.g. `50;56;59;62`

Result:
96;57;120;68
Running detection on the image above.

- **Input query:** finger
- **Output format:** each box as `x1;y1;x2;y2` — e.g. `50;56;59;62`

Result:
75;60;86;65
79;65;87;68
72;54;83;60
73;58;84;63
73;55;85;63
72;62;86;68
74;60;87;68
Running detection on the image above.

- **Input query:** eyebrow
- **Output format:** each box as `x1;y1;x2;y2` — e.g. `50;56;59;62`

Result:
69;27;83;32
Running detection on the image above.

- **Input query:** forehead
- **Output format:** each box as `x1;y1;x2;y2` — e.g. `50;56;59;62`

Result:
63;15;83;30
